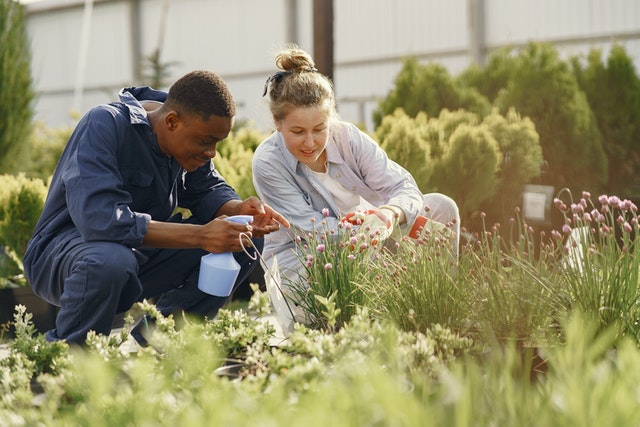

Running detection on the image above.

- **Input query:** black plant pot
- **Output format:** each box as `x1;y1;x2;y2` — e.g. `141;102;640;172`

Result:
0;287;57;338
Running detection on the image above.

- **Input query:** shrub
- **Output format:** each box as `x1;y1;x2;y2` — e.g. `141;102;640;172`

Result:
0;0;35;173
571;44;640;196
479;108;543;223
0;174;47;277
214;126;268;199
8;122;71;181
376;109;433;189
494;42;607;194
457;46;519;103
372;58;491;128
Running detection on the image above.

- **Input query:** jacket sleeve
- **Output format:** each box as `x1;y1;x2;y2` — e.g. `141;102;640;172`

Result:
346;124;423;225
62;108;150;247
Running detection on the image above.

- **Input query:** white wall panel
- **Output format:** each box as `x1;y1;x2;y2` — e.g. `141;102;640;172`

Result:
24;0;640;131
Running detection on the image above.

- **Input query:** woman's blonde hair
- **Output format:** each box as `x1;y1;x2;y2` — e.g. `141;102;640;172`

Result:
264;44;337;122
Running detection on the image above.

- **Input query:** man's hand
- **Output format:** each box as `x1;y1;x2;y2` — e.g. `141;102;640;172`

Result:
234;196;290;238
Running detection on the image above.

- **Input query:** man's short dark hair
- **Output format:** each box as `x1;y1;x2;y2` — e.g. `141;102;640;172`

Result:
166;70;236;120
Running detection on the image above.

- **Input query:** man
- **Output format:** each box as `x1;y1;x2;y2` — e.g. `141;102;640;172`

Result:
23;70;289;345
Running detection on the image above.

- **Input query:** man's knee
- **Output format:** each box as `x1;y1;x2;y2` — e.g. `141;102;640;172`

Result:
74;243;140;303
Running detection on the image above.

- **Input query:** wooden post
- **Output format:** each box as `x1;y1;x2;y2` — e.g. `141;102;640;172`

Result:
313;0;334;82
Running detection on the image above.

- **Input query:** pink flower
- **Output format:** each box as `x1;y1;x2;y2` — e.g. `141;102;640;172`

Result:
598;195;609;205
553;198;563;208
324;263;332;271
624;222;633;233
316;244;326;253
582;191;591;200
571;203;584;215
562;224;572;234
322;208;330;217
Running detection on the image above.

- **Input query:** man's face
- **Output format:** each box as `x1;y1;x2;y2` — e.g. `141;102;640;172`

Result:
165;112;234;172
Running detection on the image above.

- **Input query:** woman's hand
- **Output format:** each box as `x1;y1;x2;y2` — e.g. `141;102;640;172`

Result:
236;196;291;238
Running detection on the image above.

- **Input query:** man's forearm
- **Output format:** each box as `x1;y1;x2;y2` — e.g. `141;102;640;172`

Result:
142;220;204;248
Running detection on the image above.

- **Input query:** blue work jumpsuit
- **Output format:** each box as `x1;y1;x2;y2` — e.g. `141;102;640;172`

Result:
23;86;261;344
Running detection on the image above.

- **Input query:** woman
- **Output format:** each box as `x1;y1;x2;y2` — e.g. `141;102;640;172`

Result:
252;45;460;289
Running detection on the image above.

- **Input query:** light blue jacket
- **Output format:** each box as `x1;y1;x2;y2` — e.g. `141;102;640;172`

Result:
252;121;423;271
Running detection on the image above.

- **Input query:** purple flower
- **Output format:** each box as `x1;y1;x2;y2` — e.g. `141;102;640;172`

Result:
582;191;591;200
553;198;563;208
609;196;621;208
322;208;330;217
562;224;572;234
599;194;609;206
624;222;633;233
571;203;584;215
316;244;326;253
324;263;332;271
347;254;355;260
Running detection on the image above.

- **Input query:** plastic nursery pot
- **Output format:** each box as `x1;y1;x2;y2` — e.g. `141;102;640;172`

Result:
0;286;57;338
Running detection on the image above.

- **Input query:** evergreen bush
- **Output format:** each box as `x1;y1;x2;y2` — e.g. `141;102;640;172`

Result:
0;174;47;276
213;126;269;199
0;0;35;172
7;122;71;181
372;59;491;129
494;43;607;194
571;44;640;196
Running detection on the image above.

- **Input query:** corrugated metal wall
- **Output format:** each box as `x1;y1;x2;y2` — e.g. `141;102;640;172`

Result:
25;0;640;132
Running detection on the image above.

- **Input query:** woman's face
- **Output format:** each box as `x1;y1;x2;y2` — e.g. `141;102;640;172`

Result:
276;105;331;171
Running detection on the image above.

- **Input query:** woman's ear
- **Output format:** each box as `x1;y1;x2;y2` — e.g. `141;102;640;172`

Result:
274;115;282;132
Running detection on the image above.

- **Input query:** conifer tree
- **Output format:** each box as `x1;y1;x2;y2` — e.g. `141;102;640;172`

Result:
495;43;607;194
572;45;640;195
0;0;35;172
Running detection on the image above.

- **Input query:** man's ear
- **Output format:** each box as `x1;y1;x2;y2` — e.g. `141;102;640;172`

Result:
166;111;180;130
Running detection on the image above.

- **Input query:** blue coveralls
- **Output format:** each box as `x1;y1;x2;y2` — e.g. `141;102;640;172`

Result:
23;86;261;344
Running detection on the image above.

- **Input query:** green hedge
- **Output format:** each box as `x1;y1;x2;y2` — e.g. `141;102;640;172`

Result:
0;174;47;276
